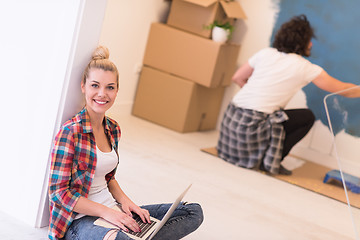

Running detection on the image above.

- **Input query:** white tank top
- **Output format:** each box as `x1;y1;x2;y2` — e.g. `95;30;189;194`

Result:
75;146;118;219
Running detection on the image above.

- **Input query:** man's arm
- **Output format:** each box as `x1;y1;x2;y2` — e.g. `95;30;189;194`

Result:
312;70;360;98
232;62;254;87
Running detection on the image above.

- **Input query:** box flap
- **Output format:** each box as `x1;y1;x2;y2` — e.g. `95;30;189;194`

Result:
183;0;217;8
220;1;247;19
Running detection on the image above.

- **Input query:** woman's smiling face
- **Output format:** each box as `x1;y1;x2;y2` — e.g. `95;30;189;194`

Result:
81;68;118;116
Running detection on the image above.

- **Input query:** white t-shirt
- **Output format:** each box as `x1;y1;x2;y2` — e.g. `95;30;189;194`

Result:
75;146;118;219
232;47;323;113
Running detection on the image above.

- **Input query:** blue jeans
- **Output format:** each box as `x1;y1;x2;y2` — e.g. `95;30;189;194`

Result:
64;202;203;240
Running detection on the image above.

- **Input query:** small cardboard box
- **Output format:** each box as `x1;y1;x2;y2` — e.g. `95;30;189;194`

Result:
143;23;240;88
167;0;247;38
132;66;225;133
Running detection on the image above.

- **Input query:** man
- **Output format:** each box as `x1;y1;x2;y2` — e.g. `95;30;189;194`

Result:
217;15;360;175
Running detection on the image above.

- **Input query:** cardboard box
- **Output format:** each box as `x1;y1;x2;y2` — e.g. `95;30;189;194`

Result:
143;23;240;88
132;66;225;133
167;0;247;38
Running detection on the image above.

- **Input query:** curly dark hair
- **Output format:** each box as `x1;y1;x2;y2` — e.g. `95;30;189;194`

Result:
272;15;315;56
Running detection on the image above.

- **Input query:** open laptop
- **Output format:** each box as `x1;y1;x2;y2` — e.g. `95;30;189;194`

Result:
94;184;192;240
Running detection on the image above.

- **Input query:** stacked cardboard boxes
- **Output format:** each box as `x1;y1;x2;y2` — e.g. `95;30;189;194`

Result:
132;0;246;133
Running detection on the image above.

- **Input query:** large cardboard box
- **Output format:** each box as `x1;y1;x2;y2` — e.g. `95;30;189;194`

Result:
167;0;247;38
143;23;240;88
132;66;225;133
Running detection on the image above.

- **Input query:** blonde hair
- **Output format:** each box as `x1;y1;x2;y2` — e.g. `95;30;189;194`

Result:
82;46;119;88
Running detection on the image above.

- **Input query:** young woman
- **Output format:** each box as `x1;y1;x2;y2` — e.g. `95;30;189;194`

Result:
48;46;203;240
217;15;360;175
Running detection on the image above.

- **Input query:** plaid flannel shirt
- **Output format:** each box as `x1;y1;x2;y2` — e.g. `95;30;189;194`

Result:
217;103;288;174
48;108;121;239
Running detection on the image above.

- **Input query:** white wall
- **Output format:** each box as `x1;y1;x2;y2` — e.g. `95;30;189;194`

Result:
100;0;171;114
0;0;81;227
0;0;108;227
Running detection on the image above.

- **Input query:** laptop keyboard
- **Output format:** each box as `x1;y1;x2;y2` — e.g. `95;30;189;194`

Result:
127;214;157;238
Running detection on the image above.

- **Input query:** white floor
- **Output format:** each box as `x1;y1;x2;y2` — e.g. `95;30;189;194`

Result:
1;112;359;240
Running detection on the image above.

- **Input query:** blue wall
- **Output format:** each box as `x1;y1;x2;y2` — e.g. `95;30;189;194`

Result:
272;0;360;137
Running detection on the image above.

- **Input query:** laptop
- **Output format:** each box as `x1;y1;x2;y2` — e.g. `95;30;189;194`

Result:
94;184;192;240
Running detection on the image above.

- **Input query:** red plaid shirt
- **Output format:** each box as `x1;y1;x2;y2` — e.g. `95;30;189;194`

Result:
48;108;121;239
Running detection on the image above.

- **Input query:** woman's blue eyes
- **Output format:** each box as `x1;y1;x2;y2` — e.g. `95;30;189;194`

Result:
90;84;115;90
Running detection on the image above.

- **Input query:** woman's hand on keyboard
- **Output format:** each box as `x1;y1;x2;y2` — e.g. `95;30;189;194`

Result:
103;207;141;233
120;198;151;224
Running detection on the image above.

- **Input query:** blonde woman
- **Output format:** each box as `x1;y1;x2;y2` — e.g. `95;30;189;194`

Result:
48;46;203;240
